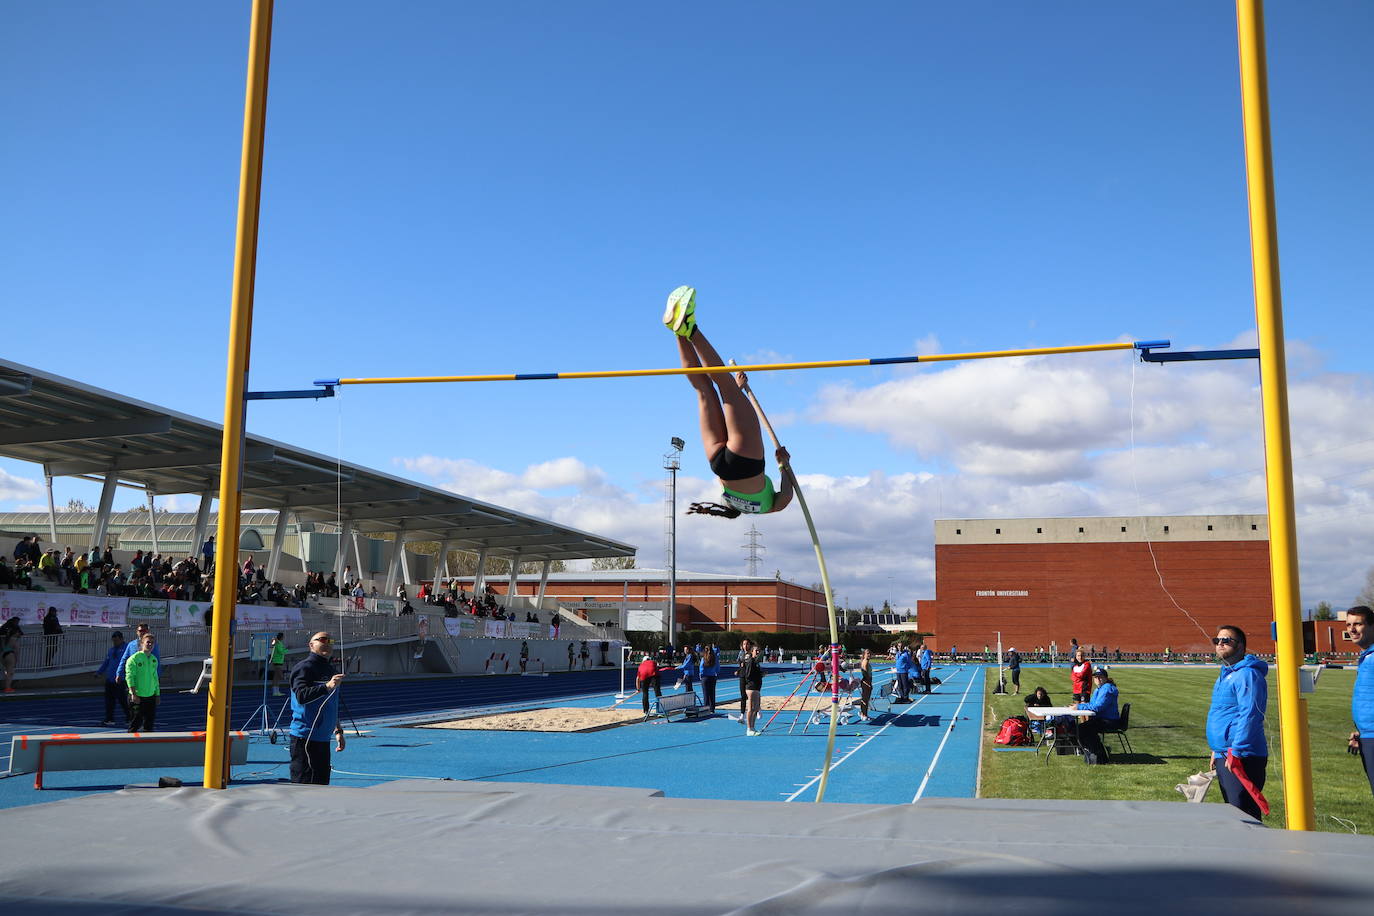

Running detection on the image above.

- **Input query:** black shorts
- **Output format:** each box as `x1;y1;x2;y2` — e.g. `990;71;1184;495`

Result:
709;446;765;481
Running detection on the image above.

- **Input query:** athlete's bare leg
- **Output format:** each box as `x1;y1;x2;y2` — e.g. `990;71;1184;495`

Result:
684;327;765;460
677;336;727;458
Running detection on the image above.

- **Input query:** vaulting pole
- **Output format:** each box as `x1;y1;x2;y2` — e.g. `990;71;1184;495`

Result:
205;0;274;790
1235;0;1312;831
319;341;1151;387
734;369;841;802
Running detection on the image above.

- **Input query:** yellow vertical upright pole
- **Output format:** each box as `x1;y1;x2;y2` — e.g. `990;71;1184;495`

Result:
1235;0;1313;830
204;0;275;789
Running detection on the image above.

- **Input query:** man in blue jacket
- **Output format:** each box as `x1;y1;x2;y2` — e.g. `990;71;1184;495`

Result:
893;644;913;703
1207;625;1269;819
1075;667;1120;765
1343;606;1374;796
918;643;933;694
95;630;129;727
288;631;346;785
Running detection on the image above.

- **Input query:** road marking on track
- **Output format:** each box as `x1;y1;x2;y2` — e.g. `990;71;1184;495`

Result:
911;666;979;802
782;670;952;803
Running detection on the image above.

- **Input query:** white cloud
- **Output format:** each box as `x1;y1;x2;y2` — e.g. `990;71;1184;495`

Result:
394;342;1374;612
0;469;43;503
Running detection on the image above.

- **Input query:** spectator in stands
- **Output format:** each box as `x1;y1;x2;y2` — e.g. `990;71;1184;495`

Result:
12;535;31;562
202;535;215;573
1207;625;1269;818
636;653;661;717
96;631;130;727
400;599;415;616
38;549;58;581
341;565;356;591
125;632;160;732
58;547;75;586
0;557;13;589
41;607;62;667
1;616;22;692
550;613;561;637
1075;667;1121;765
1070;648;1093;703
101;545;113;567
288;632;346;785
1343;606;1374;797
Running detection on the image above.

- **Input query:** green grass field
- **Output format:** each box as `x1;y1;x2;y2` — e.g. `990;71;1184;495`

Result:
978;664;1372;835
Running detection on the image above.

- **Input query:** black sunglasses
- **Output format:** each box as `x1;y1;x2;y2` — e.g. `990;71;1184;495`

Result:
1212;636;1237;646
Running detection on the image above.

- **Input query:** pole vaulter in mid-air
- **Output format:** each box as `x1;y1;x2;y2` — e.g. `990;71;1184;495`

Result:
661;285;796;519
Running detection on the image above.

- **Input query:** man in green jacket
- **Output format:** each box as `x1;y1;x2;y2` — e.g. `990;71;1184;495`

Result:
125;632;160;732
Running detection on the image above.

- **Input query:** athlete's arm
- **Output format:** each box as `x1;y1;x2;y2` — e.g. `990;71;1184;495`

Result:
770;448;795;512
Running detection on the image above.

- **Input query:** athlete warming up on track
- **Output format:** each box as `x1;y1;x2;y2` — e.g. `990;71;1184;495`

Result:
663;286;795;519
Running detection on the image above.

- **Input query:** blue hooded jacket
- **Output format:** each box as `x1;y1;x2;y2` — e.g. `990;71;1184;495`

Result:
918;647;932;673
1352;646;1374;735
1077;681;1120;722
894;648;913;674
1207;653;1268;757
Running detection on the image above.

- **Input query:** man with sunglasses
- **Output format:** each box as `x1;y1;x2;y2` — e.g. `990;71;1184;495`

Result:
288;631;346;785
1206;625;1269;819
1343;606;1374;796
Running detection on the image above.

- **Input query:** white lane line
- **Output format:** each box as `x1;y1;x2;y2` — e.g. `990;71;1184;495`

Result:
911;666;979;802
781;668;954;803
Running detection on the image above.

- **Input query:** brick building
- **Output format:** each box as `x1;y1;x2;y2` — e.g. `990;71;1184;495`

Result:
918;515;1273;654
456;568;829;634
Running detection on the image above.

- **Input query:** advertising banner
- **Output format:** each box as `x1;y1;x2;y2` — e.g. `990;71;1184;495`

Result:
169;600;210;630
373;598;399;617
442;617;478;638
235;605;304;630
482;619;508;639
0;591;130;627
127;599;169;623
0;590;53;626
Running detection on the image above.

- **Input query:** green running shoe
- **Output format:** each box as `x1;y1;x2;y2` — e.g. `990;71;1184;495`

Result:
663;285;697;337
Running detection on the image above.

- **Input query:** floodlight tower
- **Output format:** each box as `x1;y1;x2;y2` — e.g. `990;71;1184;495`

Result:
664;437;684;641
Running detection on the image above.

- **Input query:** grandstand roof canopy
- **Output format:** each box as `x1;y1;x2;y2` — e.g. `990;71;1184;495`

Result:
0;358;634;563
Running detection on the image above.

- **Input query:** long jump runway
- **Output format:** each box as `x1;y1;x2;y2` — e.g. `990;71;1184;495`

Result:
0;664;984;809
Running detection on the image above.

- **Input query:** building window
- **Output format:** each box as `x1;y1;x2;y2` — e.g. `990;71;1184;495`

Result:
1120;526;1126;533
1251;524;1258;530
1078;527;1084;533
956;528;961;535
1036;527;1042;534
995;528;1001;534
1207;525;1213;531
1163;525;1169;533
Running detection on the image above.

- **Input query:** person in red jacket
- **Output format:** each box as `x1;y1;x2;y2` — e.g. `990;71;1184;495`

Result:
636;654;662;717
1070;648;1093;703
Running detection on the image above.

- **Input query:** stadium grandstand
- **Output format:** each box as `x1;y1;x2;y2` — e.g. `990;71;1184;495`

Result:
0;357;635;686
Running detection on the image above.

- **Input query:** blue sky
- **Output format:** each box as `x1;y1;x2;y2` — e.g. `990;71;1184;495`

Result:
3;2;1373;617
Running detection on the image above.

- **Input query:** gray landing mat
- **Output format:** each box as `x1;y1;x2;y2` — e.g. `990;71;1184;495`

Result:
0;780;1368;915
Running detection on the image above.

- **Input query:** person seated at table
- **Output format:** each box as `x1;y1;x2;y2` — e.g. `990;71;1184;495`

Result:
1024;685;1054;735
1074;667;1121;765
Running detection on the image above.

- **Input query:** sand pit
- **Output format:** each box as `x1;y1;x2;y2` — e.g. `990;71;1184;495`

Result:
417;706;647;733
